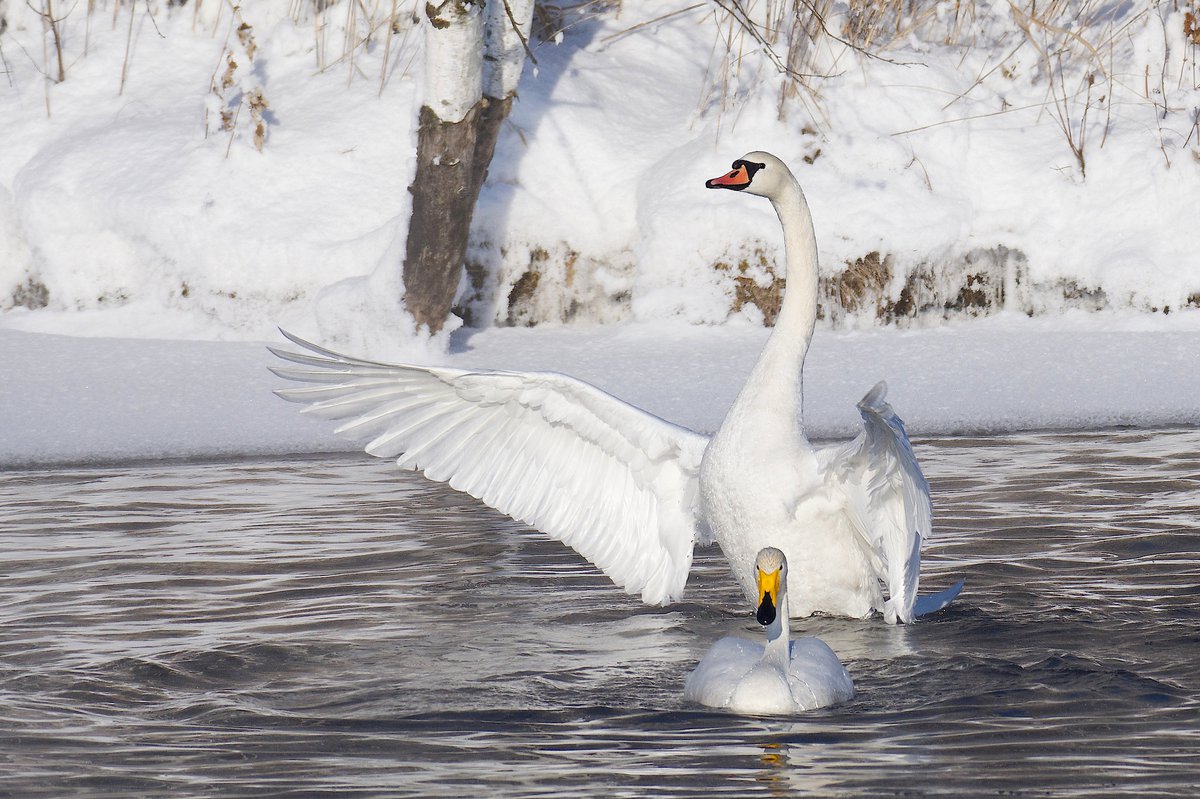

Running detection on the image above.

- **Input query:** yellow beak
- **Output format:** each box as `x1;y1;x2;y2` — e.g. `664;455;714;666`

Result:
756;567;781;625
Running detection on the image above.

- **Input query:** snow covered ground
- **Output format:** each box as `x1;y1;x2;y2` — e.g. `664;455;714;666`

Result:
4;313;1199;467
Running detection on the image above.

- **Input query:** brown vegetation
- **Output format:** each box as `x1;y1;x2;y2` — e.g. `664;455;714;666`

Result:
11;278;49;310
713;248;786;326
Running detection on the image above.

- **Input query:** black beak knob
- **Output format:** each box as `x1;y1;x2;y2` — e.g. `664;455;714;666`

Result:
756;592;776;626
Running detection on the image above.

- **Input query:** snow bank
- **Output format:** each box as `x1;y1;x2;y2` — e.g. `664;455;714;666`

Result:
0;330;347;467
3;316;1198;467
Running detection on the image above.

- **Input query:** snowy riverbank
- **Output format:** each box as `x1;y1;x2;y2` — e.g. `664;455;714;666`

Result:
4;313;1199;468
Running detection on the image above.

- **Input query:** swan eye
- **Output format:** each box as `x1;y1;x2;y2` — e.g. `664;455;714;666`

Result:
734;159;767;180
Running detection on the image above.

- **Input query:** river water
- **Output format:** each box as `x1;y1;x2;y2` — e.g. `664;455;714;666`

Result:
2;428;1198;797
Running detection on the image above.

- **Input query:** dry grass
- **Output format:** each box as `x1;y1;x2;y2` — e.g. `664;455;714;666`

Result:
704;0;939;124
707;0;1197;175
823;250;891;319
18;1;422;125
712;248;786;325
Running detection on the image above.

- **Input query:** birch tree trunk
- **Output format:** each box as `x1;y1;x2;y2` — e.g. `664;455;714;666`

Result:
403;0;535;333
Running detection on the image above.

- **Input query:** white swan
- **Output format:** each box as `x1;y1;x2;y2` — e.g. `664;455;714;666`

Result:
270;150;962;623
684;547;854;714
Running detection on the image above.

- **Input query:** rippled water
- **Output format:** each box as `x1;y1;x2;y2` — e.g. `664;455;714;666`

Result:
3;428;1199;797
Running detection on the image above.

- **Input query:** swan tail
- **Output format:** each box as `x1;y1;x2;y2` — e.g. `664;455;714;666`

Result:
858;380;888;410
912;579;964;618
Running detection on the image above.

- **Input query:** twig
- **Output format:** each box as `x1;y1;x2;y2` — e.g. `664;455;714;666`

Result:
358;0;374;48
315;2;327;71
318;11;397;73
48;0;64;82
203;7;237;137
711;0;828;81
1009;2;1088;177
784;0;914;66
26;0;66;82
119;0;137;95
146;2;165;39
224;99;242;158
1155;11;1177;168
1009;0;1110;82
379;0;397;97
906;150;933;192
1098;26;1113;150
0;35;13;89
501;0;537;66
942;40;1027;112
890;99;1057;136
345;0;357;87
1183;108;1199;150
602;3;705;46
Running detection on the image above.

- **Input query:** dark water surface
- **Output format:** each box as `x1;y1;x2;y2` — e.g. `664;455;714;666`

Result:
2;429;1199;797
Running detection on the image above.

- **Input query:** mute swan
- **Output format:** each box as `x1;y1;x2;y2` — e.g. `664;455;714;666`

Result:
269;150;962;623
684;547;854;714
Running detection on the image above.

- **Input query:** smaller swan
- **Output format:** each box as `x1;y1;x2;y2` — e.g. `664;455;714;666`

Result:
684;547;854;714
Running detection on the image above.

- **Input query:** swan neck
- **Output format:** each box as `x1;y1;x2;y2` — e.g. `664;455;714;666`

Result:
741;182;819;428
764;586;790;664
770;184;819;359
714;175;819;448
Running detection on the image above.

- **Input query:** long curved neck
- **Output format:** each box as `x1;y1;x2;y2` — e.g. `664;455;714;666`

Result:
764;585;791;665
727;177;820;439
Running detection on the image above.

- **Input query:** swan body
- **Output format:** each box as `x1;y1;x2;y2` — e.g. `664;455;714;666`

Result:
270;151;961;623
684;548;854;714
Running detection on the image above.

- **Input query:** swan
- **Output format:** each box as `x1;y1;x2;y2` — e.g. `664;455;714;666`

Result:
269;150;962;623
684;547;854;714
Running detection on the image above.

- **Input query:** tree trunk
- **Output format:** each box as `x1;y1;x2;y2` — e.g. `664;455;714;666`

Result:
402;0;533;334
403;97;510;331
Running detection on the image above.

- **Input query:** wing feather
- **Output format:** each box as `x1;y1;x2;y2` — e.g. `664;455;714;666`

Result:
269;330;710;604
820;381;930;623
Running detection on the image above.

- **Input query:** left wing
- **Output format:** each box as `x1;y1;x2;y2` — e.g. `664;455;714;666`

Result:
820;381;930;623
268;330;710;605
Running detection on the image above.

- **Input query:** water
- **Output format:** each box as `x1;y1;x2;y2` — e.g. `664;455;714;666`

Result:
2;429;1199;797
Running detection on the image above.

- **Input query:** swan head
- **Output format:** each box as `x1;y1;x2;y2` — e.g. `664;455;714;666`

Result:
706;151;793;200
754;547;788;626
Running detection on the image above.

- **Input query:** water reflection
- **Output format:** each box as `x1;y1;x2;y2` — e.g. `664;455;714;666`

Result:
755;741;793;796
1;428;1199;796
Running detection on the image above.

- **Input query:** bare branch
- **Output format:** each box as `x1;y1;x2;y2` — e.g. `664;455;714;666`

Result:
500;0;536;66
603;3;706;46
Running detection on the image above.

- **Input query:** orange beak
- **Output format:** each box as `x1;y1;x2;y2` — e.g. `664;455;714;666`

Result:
706;165;751;190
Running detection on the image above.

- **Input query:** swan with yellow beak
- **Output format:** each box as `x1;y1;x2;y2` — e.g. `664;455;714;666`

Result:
684;547;854;714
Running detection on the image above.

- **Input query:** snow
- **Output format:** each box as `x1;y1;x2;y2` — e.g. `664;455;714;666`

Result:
1;1;1198;467
3;314;1198;467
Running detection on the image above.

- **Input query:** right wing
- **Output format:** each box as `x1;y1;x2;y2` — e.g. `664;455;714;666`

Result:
821;381;931;623
269;330;711;605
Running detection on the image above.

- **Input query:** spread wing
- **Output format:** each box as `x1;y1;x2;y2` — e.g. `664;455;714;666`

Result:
821;381;930;623
268;330;711;605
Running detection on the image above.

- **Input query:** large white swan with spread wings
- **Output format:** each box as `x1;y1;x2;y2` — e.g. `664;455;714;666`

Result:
270;151;962;623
